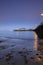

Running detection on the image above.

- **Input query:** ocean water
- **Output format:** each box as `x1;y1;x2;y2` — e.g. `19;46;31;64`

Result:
0;31;34;39
0;31;43;65
0;31;34;50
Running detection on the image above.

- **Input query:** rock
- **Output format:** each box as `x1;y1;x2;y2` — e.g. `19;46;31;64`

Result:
5;53;13;61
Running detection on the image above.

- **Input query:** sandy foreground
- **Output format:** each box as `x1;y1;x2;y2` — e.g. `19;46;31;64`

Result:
0;37;43;65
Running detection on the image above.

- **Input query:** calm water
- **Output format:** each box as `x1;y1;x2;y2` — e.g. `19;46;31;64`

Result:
0;31;34;39
0;31;34;50
0;31;43;65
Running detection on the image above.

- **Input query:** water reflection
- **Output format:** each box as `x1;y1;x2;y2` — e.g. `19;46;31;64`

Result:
34;39;38;50
34;32;43;58
34;32;38;50
33;32;43;63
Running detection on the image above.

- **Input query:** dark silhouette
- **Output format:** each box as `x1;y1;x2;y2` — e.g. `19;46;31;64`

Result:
34;22;43;39
14;22;43;39
29;22;43;39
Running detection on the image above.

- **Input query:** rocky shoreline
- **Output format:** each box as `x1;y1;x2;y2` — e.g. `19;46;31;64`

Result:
0;37;43;65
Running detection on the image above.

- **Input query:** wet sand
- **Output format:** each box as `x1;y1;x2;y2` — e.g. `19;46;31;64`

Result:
0;37;43;65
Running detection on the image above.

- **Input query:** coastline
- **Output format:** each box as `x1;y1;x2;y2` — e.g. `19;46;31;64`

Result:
0;37;43;65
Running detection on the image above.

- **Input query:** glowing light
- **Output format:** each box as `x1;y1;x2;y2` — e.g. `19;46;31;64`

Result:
40;13;43;16
33;32;38;50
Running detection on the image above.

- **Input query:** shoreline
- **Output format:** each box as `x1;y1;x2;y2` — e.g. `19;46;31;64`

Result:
0;37;43;65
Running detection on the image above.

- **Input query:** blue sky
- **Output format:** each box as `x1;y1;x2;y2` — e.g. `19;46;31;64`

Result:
0;0;43;30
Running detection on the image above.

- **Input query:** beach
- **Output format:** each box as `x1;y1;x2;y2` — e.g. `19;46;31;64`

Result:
0;36;43;65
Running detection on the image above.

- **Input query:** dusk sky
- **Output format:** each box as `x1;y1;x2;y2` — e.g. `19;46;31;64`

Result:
0;0;43;31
